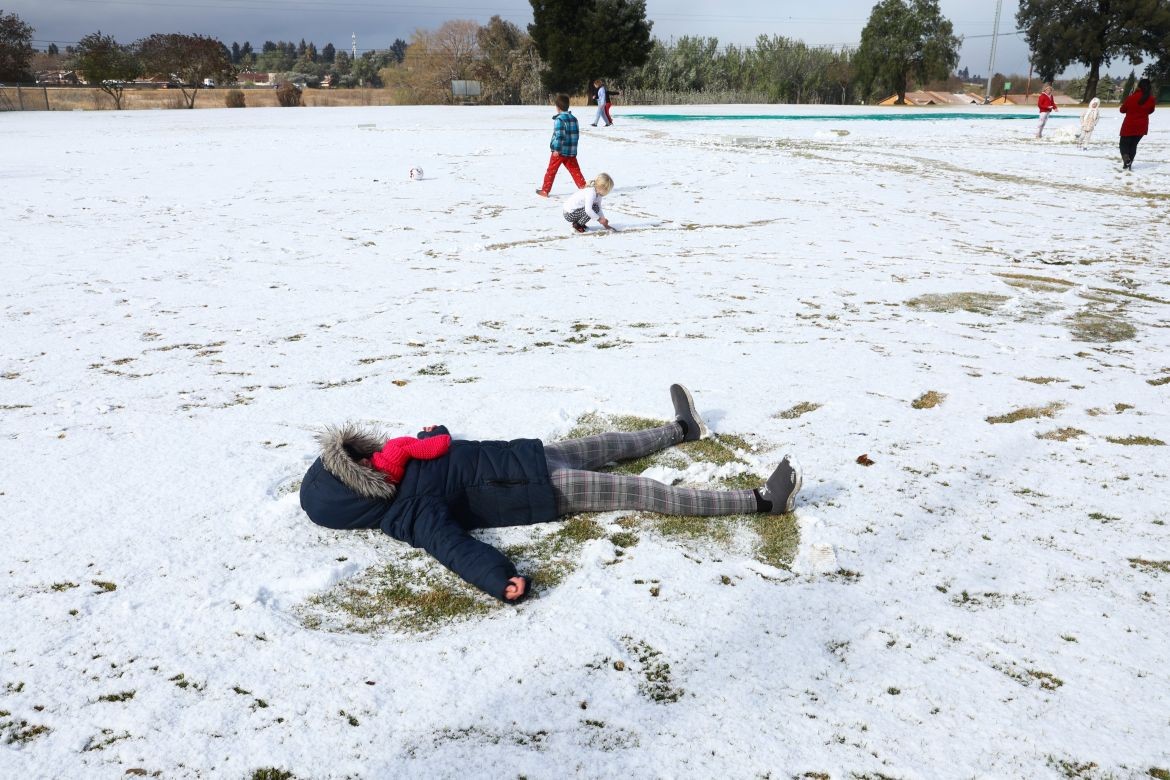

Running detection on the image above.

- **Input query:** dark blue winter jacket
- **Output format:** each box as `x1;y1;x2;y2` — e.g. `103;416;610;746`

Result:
300;425;557;600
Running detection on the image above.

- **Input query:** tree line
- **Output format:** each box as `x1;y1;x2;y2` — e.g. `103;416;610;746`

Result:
3;0;1167;108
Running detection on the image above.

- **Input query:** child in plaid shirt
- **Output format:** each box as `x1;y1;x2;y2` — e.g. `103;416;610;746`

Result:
536;94;586;197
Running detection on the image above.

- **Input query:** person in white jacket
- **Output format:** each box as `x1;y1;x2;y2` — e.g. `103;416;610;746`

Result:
562;173;615;233
1077;97;1101;149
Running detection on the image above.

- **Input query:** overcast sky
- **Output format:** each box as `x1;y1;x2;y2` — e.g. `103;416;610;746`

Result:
11;0;1133;79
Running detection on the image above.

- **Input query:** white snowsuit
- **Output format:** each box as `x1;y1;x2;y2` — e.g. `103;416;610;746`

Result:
1078;98;1101;148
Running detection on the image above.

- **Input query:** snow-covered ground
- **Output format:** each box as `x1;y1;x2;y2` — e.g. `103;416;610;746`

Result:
3;104;1169;778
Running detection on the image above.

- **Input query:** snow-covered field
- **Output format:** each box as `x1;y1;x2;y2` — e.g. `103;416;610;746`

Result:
3;103;1169;779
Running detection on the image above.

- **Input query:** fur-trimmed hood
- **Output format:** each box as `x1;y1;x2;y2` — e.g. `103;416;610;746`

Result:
317;423;397;501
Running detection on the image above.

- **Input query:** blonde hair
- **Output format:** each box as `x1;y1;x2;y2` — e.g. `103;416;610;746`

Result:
590;173;614;196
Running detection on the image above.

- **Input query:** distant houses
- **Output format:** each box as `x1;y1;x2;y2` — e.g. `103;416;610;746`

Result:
878;90;1080;106
989;92;1078;106
878;91;985;106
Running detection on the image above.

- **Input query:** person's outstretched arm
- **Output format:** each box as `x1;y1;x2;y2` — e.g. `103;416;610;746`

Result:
395;498;521;601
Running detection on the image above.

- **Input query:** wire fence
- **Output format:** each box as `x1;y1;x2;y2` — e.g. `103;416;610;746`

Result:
0;84;51;111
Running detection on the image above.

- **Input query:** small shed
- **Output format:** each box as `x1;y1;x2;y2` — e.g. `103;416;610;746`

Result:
451;80;481;105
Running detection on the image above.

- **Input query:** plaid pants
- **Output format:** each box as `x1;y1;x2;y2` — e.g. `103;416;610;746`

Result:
544;423;757;516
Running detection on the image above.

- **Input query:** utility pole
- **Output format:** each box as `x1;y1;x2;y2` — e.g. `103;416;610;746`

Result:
984;0;1002;102
352;33;357;61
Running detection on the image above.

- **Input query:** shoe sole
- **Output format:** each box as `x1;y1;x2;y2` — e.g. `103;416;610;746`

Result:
783;456;802;513
670;384;709;440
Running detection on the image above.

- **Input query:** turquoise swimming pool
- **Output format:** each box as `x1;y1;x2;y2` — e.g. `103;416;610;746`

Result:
622;112;1068;122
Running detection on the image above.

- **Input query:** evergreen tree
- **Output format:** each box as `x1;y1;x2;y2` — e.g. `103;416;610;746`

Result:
230;42;240;63
322;42;335;63
1017;0;1170;102
48;42;59;56
390;38;408;63
854;0;960;104
1121;69;1137;98
529;0;652;93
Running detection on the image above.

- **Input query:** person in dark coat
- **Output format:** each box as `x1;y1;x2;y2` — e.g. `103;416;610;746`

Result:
300;385;802;603
1119;77;1156;170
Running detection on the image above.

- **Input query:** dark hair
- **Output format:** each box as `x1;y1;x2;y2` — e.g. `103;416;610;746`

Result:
554;93;569;111
1137;78;1152;102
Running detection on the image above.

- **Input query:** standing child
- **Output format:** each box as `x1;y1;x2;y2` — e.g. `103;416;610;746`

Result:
1119;78;1156;170
1077;97;1101;149
590;80;606;126
1036;84;1057;138
602;84;618;126
536;94;586;197
563;173;614;233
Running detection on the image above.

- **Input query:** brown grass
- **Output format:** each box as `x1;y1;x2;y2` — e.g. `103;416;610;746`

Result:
31;86;416;111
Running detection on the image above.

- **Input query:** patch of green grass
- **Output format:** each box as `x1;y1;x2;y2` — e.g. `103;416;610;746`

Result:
1036;427;1086;441
905;292;1008;315
299;553;495;634
417;363;449;376
97;690;135;702
1027;670;1064;690
250;770;296;780
1019;377;1065;385
1129;558;1170;574
1105;435;1165;446
622;637;684;704
1148;375;1170;387
83;729;131;752
911;391;946;409
775;401;822;419
1149;768;1170;780
1;718;51;745
986;402;1064;424
1047;757;1099;779
92;580;117;592
50;582;78;591
749;514;800;569
503;515;607;589
1065;309;1136;343
609;531;639;549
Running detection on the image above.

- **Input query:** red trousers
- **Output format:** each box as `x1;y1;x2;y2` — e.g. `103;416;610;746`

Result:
541;153;585;193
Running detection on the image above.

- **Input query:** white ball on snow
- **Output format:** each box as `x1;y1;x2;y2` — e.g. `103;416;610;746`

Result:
409;166;424;180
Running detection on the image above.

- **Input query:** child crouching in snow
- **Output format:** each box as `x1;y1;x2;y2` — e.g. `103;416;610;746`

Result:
563;173;614;233
300;385;803;603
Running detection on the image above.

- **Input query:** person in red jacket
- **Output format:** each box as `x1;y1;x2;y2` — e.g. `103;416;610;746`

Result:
1119;78;1156;170
1036;83;1057;138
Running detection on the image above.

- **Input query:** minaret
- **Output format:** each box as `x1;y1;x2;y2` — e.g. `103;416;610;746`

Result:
352;33;357;60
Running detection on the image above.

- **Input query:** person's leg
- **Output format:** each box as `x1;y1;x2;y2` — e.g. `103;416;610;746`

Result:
604;102;613;125
564;207;589;232
1120;136;1138;168
592;104;605;126
1036;112;1049;138
545;423;682;472
551;468;757;516
1131;135;1142;166
563;156;587;188
540;153;564;194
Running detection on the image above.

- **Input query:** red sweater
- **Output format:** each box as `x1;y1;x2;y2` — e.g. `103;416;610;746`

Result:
1037;92;1056;113
371;434;451;483
1120;90;1156;137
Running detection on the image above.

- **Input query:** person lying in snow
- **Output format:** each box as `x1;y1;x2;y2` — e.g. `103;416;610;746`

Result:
299;385;802;602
